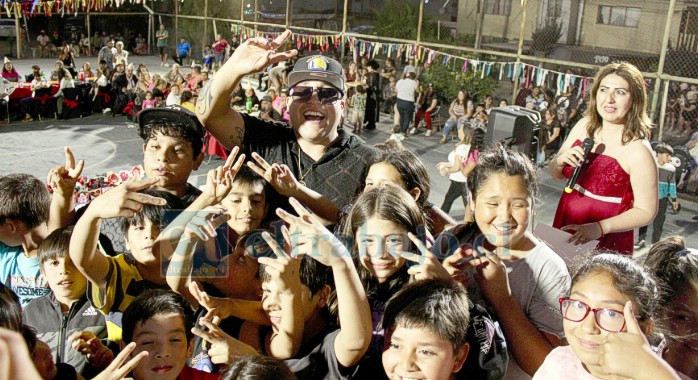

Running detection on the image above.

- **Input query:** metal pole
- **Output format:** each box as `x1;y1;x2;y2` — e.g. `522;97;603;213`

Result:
254;0;258;34
174;0;175;45
340;0;348;62
512;0;528;104
650;0;676;121
286;0;292;28
14;16;20;59
417;0;425;44
87;12;91;55
475;0;485;50
204;0;209;50
148;15;153;54
659;80;669;140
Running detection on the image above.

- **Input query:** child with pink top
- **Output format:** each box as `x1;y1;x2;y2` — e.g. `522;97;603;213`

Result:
533;254;682;380
141;91;157;109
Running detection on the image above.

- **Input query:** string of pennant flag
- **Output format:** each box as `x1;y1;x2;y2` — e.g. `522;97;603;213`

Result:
230;24;595;96
0;0;148;17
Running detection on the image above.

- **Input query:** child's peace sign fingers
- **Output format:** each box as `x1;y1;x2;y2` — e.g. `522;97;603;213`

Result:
92;342;148;380
471;244;512;303
64;146;85;179
193;319;257;364
403;235;451;281
288;197;323;226
407;232;432;255
124;177;160;192
222;146;242;172
261;230;292;260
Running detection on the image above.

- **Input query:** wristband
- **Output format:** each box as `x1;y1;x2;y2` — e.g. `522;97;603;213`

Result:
596;221;605;238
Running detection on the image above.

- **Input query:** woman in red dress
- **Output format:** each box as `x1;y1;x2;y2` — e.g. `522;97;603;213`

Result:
549;63;658;255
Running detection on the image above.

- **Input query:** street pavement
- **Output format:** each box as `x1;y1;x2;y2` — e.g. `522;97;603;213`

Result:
1;54;696;253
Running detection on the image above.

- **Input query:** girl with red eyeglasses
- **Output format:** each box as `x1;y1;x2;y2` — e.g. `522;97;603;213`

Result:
534;253;683;380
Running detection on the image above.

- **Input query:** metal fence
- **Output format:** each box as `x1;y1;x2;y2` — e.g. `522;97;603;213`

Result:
152;0;698;143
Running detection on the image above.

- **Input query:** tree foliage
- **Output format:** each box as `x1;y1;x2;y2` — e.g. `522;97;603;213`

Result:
425;62;499;104
373;0;437;41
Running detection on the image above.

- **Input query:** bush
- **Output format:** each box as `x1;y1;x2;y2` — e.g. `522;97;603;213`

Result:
424;62;499;104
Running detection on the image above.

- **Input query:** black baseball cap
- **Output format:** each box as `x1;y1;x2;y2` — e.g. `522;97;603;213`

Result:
287;55;345;91
138;105;205;141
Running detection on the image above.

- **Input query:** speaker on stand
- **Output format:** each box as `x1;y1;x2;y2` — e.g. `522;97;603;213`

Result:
485;105;541;161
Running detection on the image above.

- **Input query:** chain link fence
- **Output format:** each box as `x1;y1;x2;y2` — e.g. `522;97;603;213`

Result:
155;0;698;144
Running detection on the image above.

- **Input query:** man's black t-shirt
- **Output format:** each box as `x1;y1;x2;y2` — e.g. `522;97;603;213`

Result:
241;114;378;208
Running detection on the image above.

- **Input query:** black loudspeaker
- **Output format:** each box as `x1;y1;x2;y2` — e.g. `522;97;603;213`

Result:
485;105;541;160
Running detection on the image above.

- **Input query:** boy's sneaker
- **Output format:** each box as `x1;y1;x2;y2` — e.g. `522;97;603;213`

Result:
164;63;170;67
425;130;433;137
409;127;417;135
160;62;164;67
634;239;646;250
102;108;111;114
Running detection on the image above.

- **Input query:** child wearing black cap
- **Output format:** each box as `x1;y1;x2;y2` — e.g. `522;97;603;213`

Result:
82;105;208;255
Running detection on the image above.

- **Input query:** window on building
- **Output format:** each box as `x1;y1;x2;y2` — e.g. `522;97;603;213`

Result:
598;6;640;27
485;0;512;16
547;0;563;20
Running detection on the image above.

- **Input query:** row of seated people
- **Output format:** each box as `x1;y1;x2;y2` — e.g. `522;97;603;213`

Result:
0;59;208;123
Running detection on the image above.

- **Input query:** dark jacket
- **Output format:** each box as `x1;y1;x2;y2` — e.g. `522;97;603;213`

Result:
23;292;107;379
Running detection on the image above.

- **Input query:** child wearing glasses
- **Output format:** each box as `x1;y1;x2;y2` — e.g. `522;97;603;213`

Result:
533;253;682;380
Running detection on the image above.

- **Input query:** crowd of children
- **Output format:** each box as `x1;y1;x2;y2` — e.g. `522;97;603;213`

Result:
1;54;697;380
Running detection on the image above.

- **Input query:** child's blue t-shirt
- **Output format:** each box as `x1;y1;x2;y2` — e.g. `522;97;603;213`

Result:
0;241;50;307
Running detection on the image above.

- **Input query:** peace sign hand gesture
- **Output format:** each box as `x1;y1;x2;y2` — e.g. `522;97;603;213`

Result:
92;342;148;380
404;232;452;282
47;146;84;196
470;243;512;306
203;146;246;205
276;198;350;268
225;30;298;76
191;319;258;365
87;177;166;219
258;229;302;294
247;152;300;197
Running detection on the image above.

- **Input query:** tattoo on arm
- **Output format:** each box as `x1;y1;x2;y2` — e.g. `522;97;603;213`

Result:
196;78;214;116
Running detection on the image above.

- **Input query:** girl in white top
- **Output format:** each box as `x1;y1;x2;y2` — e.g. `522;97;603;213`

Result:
54;69;75;116
436;127;472;214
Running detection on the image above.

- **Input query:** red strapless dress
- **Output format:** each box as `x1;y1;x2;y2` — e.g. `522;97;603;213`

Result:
552;139;634;255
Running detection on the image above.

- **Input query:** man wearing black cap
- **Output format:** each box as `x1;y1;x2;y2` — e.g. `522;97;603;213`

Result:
197;30;378;208
259;95;281;122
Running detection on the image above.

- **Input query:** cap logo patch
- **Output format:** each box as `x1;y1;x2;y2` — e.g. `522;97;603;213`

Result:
307;56;329;71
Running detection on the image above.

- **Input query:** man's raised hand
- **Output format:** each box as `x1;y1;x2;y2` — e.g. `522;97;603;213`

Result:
248;152;299;196
225;30;297;76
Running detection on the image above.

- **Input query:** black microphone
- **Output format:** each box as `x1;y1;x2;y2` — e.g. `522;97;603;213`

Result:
564;137;594;194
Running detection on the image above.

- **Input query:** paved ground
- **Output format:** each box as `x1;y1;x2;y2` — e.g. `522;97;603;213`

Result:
1;54;696;252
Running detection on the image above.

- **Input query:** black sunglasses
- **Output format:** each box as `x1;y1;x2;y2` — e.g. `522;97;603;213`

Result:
290;86;343;104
